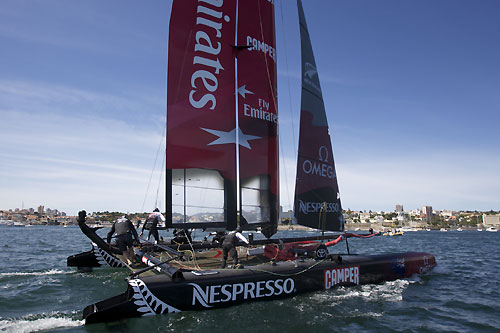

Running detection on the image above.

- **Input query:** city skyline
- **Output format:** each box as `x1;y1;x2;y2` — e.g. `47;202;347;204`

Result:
1;0;499;215
2;203;497;217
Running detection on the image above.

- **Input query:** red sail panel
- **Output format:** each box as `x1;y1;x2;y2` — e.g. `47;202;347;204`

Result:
294;0;343;231
237;0;278;233
166;0;238;227
166;0;237;180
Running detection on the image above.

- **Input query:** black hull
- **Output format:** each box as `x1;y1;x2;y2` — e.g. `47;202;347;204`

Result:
83;251;436;325
67;250;101;268
67;243;127;269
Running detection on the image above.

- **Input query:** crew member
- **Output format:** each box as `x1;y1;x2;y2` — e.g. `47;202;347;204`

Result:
107;216;141;266
140;208;165;244
211;231;227;245
221;226;249;269
172;228;192;244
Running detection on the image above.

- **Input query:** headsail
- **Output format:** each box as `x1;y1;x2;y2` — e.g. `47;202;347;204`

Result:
237;0;279;237
166;0;238;229
294;0;344;231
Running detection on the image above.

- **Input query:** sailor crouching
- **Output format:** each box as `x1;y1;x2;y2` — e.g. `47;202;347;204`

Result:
221;226;249;269
107;216;141;266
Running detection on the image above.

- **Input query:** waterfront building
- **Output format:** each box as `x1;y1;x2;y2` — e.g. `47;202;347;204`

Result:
422;206;432;223
440;210;456;218
482;214;500;227
360;212;371;223
279;206;293;223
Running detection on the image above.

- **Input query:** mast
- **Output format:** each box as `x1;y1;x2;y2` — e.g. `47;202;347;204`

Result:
293;0;344;231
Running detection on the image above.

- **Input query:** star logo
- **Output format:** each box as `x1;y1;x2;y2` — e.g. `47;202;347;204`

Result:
201;127;261;149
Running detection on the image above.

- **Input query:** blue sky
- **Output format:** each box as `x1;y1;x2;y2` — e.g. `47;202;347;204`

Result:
1;0;499;215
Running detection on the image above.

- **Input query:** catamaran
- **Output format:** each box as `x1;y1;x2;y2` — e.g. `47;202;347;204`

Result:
79;0;436;324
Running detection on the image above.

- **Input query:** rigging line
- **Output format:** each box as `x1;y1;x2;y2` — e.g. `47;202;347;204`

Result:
141;124;167;213
277;0;297;210
172;236;201;270
279;135;292;211
279;0;298;161
256;0;278;126
256;0;291;214
235;0;240;216
154;150;166;208
185;233;201;270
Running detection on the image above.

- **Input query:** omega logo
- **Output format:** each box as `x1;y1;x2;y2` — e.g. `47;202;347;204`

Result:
318;146;328;162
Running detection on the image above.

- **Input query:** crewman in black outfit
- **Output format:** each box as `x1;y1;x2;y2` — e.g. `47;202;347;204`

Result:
221;226;249;269
107;216;141;265
140;208;165;244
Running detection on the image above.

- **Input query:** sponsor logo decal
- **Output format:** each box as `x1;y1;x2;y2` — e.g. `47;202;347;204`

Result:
201;127;261;149
302;146;336;179
246;36;276;62
189;278;295;308
129;279;180;316
304;62;317;79
304;62;321;93
243;98;278;124
299;200;340;215
324;266;360;289
189;0;230;110
419;255;433;274
141;256;163;273
390;257;406;276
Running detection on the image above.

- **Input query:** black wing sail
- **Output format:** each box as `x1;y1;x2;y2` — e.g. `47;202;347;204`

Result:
293;0;344;231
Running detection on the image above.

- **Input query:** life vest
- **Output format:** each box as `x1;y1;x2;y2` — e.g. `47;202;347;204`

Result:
222;231;238;247
115;217;131;236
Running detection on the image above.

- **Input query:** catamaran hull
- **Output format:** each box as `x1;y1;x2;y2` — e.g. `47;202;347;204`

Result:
67;243;126;269
83;252;436;325
67;250;102;269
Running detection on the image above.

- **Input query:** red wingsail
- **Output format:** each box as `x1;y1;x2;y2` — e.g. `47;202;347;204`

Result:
167;0;237;176
165;0;278;234
237;0;279;235
166;0;238;227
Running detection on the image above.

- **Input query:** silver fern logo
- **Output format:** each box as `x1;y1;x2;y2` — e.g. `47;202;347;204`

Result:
91;243;125;268
129;279;180;316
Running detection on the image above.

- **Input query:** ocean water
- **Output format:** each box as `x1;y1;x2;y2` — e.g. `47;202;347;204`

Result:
0;226;499;332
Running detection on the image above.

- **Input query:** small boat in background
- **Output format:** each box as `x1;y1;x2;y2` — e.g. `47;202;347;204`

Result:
400;227;418;232
486;227;498;232
383;230;404;236
440;228;447;232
